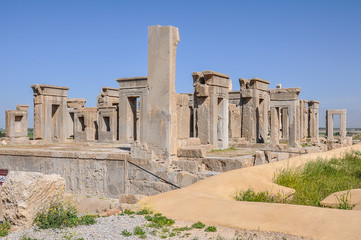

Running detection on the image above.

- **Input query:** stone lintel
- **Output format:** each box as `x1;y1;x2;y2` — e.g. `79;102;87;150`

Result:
327;109;346;115
202;70;230;79
31;84;69;97
239;77;270;91
101;87;119;96
117;77;148;89
269;88;301;101
16;105;30;111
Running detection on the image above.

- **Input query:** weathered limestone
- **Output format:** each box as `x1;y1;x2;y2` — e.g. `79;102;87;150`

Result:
66;98;86;139
31;85;69;142
308;101;319;142
270;88;301;146
280;107;289;140
74;107;97;142
299;100;309;141
326;109;347;140
117;77;148;144
0;171;65;228
239;78;270;143
176;94;191;139
146;25;180;163
193;71;230;149
98;106;117;142
97;88;120;141
5;105;29;144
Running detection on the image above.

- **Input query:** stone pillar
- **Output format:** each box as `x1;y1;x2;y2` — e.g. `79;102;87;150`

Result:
98;106;117;143
326;110;334;140
299;100;308;141
176;94;191;139
146;25;180;163
288;101;299;146
281;108;289;140
308;101;319;142
340;110;347;138
270;107;279;145
31;85;69;142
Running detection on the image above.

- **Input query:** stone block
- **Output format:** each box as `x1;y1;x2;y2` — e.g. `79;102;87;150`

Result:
255;151;267;165
0;171;65;228
177;148;206;158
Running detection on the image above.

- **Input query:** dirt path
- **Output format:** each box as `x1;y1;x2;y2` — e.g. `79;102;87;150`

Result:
141;144;361;240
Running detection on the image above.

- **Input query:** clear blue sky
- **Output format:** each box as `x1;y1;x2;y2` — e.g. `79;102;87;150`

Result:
1;0;361;128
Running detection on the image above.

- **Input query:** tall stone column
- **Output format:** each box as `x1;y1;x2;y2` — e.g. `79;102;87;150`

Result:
340;110;347;138
308;101;319;142
146;25;180;163
281;108;289;139
326;110;334;140
270;107;279;145
288;101;299;147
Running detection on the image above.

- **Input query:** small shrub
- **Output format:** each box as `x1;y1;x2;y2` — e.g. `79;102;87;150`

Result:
121;229;132;237
145;213;174;228
34;203;96;229
205;226;217;232
234;188;287;203
123;209;135;215
173;226;192;232
336;191;354;210
0;222;11;237
133;226;145;235
136;208;153;215
191;221;205;229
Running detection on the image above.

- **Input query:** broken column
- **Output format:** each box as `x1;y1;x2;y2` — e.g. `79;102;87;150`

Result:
146;25;180;163
117;77;148;144
269;88;301;147
308;101;319;142
5;105;30;144
193;71;230;149
239;78;270;143
30;85;69;142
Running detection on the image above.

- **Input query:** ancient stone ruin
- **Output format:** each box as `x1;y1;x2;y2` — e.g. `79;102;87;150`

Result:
0;25;352;198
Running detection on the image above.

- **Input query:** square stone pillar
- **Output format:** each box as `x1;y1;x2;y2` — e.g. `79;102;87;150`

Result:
299;100;309;141
308;101;319;142
270;107;279;145
281;108;289;140
31;84;69;142
146;25;180;163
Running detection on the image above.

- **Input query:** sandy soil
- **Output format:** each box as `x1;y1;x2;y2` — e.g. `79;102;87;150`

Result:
141;143;361;240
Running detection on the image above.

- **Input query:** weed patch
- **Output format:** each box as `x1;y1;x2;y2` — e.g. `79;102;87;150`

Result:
34;203;96;229
0;222;11;237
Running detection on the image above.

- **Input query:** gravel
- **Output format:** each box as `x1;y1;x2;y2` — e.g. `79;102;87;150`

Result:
1;214;312;240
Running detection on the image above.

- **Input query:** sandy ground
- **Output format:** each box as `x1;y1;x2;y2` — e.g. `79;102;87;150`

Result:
141;143;361;240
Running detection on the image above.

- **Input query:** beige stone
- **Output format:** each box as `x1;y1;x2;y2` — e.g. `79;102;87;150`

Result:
0;171;65;228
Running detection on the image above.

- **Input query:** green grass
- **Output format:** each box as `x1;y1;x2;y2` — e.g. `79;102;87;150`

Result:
275;151;361;207
0;222;11;237
234;188;288;204
234;151;361;209
34;203;96;229
121;229;132;237
191;221;205;229
210;147;237;153
205;226;217;232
